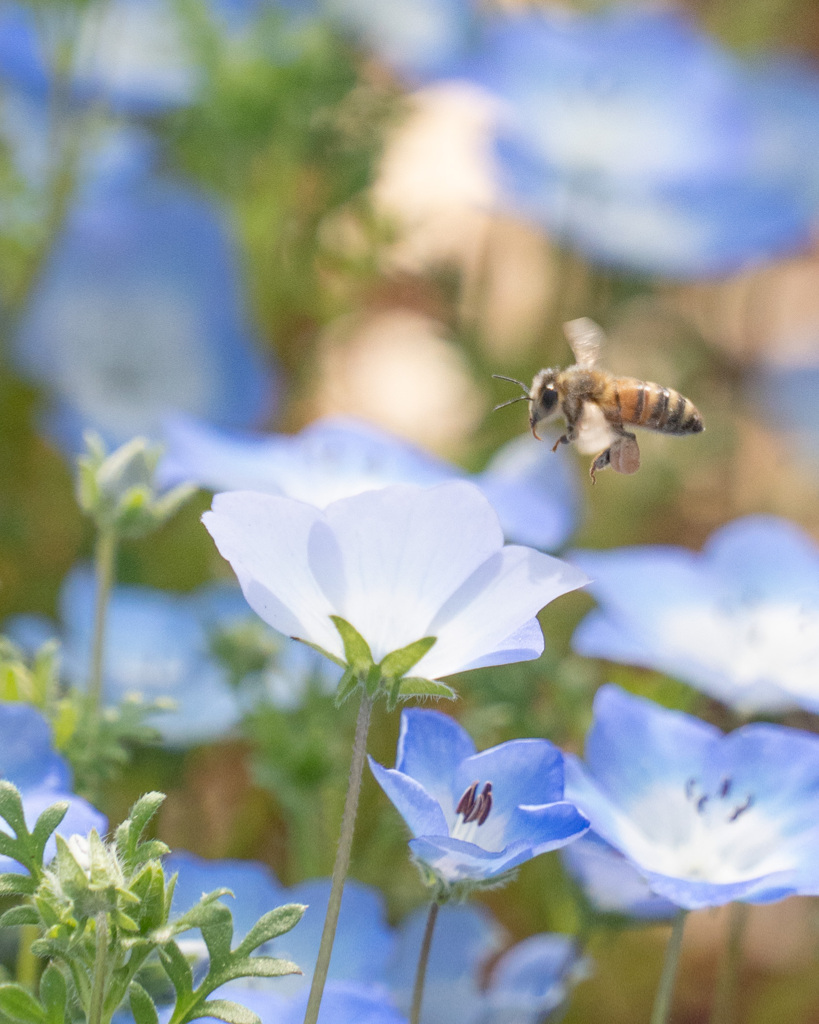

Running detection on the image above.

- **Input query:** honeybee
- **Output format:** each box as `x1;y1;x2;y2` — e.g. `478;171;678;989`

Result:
494;318;704;482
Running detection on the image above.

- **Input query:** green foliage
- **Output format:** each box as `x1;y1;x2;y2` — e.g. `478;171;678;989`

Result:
0;790;305;1024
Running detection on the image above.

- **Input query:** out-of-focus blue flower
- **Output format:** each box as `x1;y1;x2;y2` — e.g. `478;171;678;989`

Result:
465;8;815;278
369;707;588;888
561;833;677;921
0;703;106;872
570;516;819;716
204;482;588;683
564;685;819;910
162;415;578;550
12;133;272;454
6;568;282;748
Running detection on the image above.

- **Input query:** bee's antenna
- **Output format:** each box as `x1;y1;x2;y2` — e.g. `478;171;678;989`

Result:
491;374;531;413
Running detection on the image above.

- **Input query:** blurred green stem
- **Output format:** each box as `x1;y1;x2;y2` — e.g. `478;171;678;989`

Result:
89;529;117;713
88;911;109;1024
409;900;440;1024
709;902;748;1024
650;910;687;1024
15;924;39;990
302;691;374;1024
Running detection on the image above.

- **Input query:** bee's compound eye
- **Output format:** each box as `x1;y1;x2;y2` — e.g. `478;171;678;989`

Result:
535;385;560;418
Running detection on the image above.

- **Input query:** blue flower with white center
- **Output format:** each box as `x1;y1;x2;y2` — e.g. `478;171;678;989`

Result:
0;703;106;872
464;8;815;278
369;708;588;889
564;685;819;910
162;415;578;551
12;133;272;454
560;833;677;921
570;516;819;717
204;482;588;688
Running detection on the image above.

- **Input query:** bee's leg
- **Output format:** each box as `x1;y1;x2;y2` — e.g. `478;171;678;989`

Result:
551;431;576;453
551;398;582;452
589;447;612;484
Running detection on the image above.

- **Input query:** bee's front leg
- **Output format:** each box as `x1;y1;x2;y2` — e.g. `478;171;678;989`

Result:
551;399;582;452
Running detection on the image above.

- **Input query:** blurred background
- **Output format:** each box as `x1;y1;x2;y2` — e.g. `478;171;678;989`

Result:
1;0;819;1020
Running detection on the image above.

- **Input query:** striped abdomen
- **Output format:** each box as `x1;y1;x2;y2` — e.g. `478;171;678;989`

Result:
608;378;703;435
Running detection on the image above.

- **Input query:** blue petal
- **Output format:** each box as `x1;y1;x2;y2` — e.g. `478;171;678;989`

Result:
484;933;589;1022
456;739;565;817
395;708;476;804
0;703;70;792
368;759;450;839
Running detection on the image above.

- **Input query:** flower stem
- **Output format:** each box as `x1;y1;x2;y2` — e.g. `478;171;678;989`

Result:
709;902;748;1024
650;910;688;1024
88;911;109;1024
15;925;39;990
89;529;117;713
409;901;440;1024
302;691;374;1024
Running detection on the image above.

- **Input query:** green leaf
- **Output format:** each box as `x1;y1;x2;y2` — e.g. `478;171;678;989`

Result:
170;891;232;935
378;636;436;680
39;965;67;1024
396;677;457;701
132;839;171;866
129;982;159;1024
0;906;39;927
0;782;27;836
195;1000;261;1024
329;617;373;674
117;792;165;864
0;873;36;897
234;904;305;958
214;957;301;985
199;903;235;966
30;803;69;862
159;942;194;1001
0;984;47;1024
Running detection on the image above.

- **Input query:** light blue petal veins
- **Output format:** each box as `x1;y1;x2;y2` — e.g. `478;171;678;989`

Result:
165;852;287;941
483;933;589;1024
322;481;503;666
203;492;342;659
0;788;107;874
420;544;588;679
368;759;451;840
579;686;720;806
395;708;475;794
283;879;394;988
474;433;578;551
0;703;70;792
455;739;565;823
561;833;677;920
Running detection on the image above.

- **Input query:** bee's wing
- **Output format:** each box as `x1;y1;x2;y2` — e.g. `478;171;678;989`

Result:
563;317;606;368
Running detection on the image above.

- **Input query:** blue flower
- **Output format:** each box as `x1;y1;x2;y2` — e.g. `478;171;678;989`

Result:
564;685;819;910
204;482;588;684
369;707;588;888
0;703;106;872
570;516;819;716
464;8;815;277
12;133;272;453
162;415;578;550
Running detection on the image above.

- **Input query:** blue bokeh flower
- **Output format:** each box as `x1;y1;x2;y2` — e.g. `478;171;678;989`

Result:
12;133;272;453
464;8;816;277
204;482;588;684
570;516;819;716
369;707;588;887
162;415;578;550
564;685;819;910
0;702;106;872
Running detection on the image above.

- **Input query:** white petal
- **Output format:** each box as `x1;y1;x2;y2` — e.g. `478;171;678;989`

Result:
202;492;342;658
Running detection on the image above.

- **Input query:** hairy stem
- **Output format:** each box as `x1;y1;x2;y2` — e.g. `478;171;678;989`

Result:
302;691;374;1024
650;911;687;1024
89;529;117;713
409;901;440;1024
709;902;748;1024
88;911;109;1024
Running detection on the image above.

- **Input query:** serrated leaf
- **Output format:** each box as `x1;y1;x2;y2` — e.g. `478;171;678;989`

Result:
0;782;27;836
0;832;23;864
171;891;232;935
196;999;260;1024
0;906;39;927
30;803;68;861
160;942;194;1000
129;982;159;1024
39;965;67;1024
214;957;301;985
0;983;46;1024
199;904;234;966
234;904;305;958
378;636;436;680
329;617;373;674
396;677;456;701
0;873;36;897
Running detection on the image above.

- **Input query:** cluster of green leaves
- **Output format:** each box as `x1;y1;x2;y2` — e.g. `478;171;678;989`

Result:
0;789;305;1024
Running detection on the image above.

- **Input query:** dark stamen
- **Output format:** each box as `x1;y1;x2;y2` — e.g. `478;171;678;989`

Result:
696;795;709;814
456;780;493;826
685;778;697;800
719;777;732;799
728;796;754;822
456;781;479;818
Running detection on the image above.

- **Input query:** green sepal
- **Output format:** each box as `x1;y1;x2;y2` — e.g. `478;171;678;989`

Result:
330;617;373;674
396;677;456;701
378;636;436;680
291;637;345;669
39;965;67;1024
0;906;39;927
0;983;46;1024
115;792;165;866
196;1000;261;1024
333;666;360;707
128;982;159;1024
234;904;305;958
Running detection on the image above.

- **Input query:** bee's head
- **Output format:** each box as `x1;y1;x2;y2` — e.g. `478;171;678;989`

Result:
528;370;561;438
